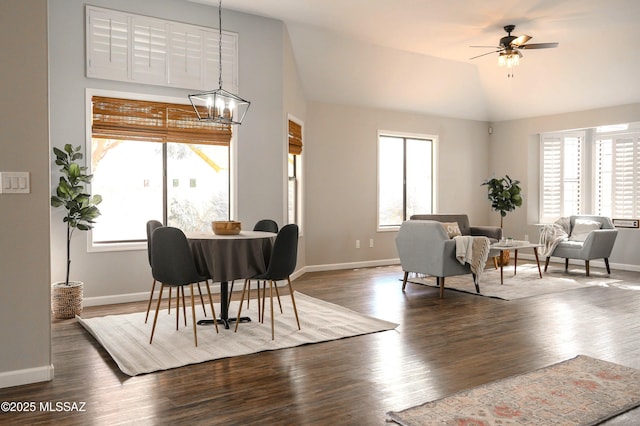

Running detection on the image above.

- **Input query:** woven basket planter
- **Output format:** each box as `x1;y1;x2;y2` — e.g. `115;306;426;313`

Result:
490;250;511;267
497;250;510;266
52;281;83;319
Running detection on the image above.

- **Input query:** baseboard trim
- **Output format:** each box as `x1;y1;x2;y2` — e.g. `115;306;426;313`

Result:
0;364;54;389
84;292;152;307
301;258;400;273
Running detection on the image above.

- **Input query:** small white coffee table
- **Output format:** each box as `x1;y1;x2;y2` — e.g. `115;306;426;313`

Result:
490;241;543;284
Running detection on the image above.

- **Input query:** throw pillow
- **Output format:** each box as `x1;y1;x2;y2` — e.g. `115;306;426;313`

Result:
569;219;602;241
441;222;462;238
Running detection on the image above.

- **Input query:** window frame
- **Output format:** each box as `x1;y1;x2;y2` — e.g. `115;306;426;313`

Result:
376;130;437;232
287;114;304;234
85;88;236;252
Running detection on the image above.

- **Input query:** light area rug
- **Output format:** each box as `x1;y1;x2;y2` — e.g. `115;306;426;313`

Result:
406;264;623;300
386;355;640;425
78;291;397;376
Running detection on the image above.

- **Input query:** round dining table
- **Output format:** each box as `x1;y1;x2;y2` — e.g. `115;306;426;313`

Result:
186;230;276;328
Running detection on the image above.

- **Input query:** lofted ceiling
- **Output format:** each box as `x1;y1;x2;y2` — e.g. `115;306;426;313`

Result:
189;0;640;122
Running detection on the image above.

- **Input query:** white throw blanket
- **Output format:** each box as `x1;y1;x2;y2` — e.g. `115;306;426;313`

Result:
539;217;570;257
454;236;491;280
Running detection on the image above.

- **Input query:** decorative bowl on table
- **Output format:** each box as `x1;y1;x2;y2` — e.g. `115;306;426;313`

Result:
212;220;242;235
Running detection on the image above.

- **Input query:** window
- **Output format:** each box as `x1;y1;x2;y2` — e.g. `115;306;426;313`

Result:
377;133;435;229
540;124;640;222
288;117;303;226
89;95;231;248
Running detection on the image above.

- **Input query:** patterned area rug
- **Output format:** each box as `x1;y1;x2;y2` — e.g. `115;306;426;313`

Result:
386;355;640;425
406;264;624;300
78;292;397;376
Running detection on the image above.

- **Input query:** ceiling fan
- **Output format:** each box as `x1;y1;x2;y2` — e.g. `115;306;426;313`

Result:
470;25;558;75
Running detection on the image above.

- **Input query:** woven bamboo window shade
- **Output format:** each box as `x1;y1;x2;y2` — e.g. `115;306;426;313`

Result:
288;119;303;155
92;96;231;145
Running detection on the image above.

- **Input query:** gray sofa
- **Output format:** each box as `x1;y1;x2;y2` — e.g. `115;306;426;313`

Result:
410;214;502;242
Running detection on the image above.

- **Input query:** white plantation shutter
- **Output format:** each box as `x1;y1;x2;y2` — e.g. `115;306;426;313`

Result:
562;135;582;216
595;139;613;216
540;132;583;223
628;135;640;217
86;6;238;92
168;23;203;88
204;31;238;93
614;139;635;217
132;18;167;84
540;136;562;222
87;8;129;80
596;133;640;218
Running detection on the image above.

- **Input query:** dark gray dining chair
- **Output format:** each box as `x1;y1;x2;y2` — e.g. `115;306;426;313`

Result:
253;219;278;233
235;224;300;340
149;227;218;346
146;220;208;323
229;219;280;318
145;220;163;323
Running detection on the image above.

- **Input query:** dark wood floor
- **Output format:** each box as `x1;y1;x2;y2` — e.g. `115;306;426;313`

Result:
1;263;640;425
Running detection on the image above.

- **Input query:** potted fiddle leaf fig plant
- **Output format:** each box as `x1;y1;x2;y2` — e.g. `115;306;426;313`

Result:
482;174;523;227
482;174;523;265
51;144;102;319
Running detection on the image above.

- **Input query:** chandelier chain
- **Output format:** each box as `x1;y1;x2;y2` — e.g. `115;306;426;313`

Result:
218;0;223;89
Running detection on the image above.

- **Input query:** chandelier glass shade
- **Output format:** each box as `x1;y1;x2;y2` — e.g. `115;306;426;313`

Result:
188;0;250;125
498;51;520;68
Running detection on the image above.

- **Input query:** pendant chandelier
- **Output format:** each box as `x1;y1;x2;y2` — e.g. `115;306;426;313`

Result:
188;0;250;125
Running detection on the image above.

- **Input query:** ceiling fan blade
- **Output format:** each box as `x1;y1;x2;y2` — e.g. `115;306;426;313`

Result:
470;45;501;49
469;50;502;60
511;34;532;46
520;42;559;49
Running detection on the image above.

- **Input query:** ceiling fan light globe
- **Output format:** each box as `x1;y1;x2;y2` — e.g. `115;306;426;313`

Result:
498;51;519;68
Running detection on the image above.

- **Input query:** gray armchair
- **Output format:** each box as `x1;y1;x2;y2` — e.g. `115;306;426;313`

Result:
543;215;618;276
396;220;478;298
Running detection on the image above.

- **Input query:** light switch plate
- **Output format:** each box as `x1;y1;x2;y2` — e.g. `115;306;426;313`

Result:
0;172;30;194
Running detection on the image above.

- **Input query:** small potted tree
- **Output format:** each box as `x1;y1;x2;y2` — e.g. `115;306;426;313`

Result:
482;174;523;265
51;144;102;319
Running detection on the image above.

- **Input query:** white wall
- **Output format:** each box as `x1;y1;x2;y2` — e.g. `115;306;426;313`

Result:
48;0;290;301
304;102;492;267
0;0;52;387
490;103;640;270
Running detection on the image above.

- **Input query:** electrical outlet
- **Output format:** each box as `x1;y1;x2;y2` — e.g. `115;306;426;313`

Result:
369;238;374;247
355;239;360;249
